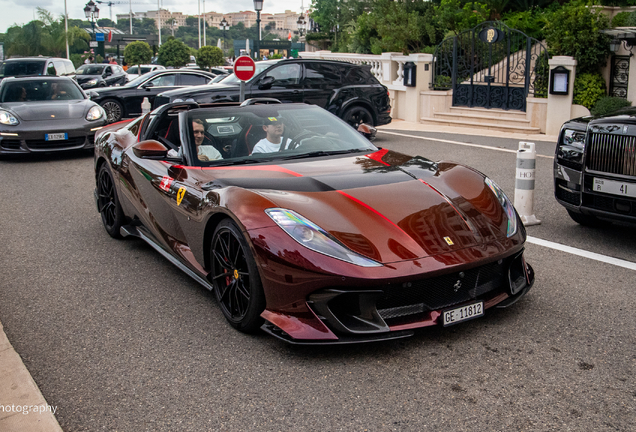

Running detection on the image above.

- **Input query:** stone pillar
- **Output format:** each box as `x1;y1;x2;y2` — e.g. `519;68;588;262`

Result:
403;53;433;123
546;56;577;136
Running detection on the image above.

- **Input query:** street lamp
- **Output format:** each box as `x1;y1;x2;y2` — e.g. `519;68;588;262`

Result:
84;0;100;41
220;17;229;55
296;14;306;37
253;0;263;60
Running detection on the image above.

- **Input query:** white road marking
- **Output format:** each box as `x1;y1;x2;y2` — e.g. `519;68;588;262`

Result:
378;130;554;159
526;236;636;271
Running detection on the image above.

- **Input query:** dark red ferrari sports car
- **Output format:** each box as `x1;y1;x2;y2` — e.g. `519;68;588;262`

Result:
94;100;534;344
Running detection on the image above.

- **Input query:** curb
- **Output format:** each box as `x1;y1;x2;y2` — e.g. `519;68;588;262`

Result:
0;320;63;432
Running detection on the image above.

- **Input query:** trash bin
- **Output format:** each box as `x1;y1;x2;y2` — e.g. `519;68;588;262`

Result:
403;62;416;87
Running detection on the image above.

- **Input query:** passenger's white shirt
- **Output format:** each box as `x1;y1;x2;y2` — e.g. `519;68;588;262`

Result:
198;145;222;161
251;137;292;154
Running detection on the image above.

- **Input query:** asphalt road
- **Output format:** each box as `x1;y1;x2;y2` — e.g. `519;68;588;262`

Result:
0;130;634;431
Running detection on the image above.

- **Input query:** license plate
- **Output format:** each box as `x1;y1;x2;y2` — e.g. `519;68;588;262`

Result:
45;133;68;141
593;178;636;198
442;301;484;327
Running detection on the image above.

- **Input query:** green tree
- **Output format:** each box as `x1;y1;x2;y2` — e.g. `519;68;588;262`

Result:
544;2;611;74
434;0;490;36
197;46;224;70
124;40;153;65
97;18;115;27
158;37;190;67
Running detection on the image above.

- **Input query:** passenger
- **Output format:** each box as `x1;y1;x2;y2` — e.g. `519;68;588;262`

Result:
49;82;66;100
193;119;222;161
251;116;292;154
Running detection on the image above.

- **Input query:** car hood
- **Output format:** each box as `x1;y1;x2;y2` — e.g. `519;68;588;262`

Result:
75;75;102;84
199;151;520;264
3;100;90;120
158;82;239;98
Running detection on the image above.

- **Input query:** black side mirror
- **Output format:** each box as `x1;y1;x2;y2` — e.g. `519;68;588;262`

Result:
141;81;154;89
258;76;276;90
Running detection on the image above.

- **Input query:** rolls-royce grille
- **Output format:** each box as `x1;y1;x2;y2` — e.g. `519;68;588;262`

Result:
587;133;636;176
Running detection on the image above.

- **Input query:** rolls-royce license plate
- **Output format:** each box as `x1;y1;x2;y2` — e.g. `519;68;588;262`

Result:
593;178;636;198
442;301;484;326
45;133;68;141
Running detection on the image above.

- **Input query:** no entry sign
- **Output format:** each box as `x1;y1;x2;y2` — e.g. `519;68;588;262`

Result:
233;56;256;81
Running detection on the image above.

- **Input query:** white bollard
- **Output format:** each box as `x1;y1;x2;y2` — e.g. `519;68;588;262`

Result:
514;141;541;226
141;97;151;114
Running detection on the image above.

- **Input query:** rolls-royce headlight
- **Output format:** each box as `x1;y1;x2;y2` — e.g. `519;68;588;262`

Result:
557;128;586;167
87;79;98;86
265;208;381;267
0;110;19;125
484;178;517;238
86;105;104;121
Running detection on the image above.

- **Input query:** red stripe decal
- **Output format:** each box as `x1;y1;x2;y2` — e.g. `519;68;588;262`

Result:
336;190;406;234
365;148;390;166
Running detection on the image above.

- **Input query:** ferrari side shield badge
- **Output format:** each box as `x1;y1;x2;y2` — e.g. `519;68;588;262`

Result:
177;187;186;206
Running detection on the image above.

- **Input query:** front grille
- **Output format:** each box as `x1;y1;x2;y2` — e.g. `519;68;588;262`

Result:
26;136;86;150
587;133;636;176
376;260;505;317
582;191;636;216
0;139;21;149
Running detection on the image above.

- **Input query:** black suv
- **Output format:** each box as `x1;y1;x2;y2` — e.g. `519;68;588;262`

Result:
554;108;636;226
0;57;76;83
153;59;392;128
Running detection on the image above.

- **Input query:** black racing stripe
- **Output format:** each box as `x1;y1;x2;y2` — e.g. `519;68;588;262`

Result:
202;176;335;192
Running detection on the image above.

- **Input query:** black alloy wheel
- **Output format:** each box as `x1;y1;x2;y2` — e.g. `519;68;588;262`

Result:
97;164;124;238
210;219;265;333
342;106;374;129
101;99;123;123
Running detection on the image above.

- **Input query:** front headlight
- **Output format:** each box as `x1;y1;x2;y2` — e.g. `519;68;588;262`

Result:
265;208;382;267
557;128;586;167
86;105;104;121
484;178;517;238
0;110;19;125
87;79;98;86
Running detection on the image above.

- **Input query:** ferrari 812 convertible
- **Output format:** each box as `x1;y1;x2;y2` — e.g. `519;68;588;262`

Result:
94;100;534;344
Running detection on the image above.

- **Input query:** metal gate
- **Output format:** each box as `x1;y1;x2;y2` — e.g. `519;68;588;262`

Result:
433;21;549;112
609;55;630;98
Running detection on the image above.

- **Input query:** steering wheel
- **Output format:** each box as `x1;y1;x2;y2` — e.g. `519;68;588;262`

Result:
286;130;320;150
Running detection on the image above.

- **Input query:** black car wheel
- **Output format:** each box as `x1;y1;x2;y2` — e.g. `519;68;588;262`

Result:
567;209;600;227
101;99;123;123
342;106;374;129
210;219;265;333
97;164;124;238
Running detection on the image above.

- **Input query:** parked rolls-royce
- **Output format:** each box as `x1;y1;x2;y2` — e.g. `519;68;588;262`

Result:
554;108;636;226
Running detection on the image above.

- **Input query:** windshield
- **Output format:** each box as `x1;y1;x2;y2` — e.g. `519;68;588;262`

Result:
181;104;376;166
221;61;279;85
76;65;106;75
0;61;45;78
1;79;84;102
127;66;152;75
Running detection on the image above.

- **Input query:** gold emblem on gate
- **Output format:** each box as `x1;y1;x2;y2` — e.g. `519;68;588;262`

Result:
444;236;454;246
176;187;186;206
233;269;239;279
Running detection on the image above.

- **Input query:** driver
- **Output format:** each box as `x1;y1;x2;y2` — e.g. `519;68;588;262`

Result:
251;116;292;154
193;119;222;161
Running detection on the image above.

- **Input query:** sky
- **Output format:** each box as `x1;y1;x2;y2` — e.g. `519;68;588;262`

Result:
0;0;308;33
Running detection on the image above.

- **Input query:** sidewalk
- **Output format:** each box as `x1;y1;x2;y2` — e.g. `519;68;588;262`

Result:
0;320;63;432
0;120;556;432
378;119;559;143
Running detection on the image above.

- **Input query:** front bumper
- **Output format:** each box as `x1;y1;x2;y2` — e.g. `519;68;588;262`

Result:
261;250;534;345
554;160;636;223
0;122;106;155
